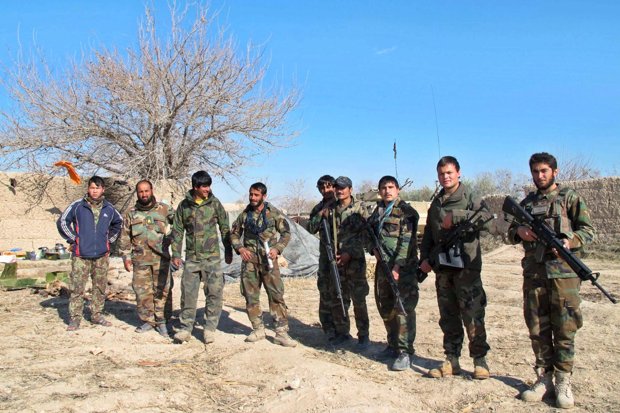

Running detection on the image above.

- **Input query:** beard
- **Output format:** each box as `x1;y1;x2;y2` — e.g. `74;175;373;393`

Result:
535;176;556;191
137;195;156;206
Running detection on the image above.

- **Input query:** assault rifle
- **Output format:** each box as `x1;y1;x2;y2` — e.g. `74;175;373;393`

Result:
366;224;407;315
320;217;347;319
503;196;617;304
416;205;496;283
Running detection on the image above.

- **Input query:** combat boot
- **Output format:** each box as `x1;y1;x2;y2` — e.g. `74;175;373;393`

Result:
173;329;191;343
203;329;215;344
66;318;81;331
428;355;461;378
245;325;266;343
555;371;575;409
274;328;297;347
473;356;490;380
155;322;169;337
521;367;554;402
391;352;411;371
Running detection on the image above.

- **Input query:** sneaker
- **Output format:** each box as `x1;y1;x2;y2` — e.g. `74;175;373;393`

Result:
274;331;297;347
555;371;575;409
329;333;352;345
473;356;490;380
173;329;191;343
155;323;169;337
203;329;215;344
521;367;554;402
391;352;411;371
66;318;81;331
91;316;112;327
135;323;154;333
357;335;370;350
245;326;266;343
428;355;461;378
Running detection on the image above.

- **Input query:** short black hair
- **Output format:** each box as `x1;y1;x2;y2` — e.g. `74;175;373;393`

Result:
316;175;335;188
529;152;558;170
378;175;399;189
250;182;267;195
191;171;212;188
88;176;105;188
437;156;460;172
135;179;153;191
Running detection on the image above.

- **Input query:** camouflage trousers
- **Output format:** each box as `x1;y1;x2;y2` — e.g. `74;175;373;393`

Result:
240;257;289;331
375;266;419;354
179;258;224;333
317;252;335;334
132;258;173;326
69;256;109;321
435;268;490;359
523;267;582;373
332;257;369;338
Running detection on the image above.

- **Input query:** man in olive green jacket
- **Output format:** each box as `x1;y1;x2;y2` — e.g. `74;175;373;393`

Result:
170;171;232;344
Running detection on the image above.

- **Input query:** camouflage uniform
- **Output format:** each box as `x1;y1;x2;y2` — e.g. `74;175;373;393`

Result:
309;196;369;339
420;184;492;359
306;199;336;334
119;200;175;327
368;197;420;354
170;191;231;334
230;203;291;332
507;185;594;373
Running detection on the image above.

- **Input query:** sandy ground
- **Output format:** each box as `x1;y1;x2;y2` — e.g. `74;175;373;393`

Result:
1;245;619;413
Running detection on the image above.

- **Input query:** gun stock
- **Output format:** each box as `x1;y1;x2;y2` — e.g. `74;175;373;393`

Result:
503;196;617;304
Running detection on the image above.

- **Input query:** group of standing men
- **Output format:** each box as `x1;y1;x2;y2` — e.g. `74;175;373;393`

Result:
56;151;594;409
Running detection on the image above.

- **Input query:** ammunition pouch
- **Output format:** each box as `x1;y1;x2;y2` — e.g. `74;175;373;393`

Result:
437;242;465;270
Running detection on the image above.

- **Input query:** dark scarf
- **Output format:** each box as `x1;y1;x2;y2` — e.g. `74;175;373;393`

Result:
135;195;157;211
245;202;269;235
85;194;104;207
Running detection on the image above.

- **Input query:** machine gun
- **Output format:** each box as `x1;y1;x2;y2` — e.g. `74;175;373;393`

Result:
503;196;617;304
416;205;496;283
320;217;347;319
366;224;407;315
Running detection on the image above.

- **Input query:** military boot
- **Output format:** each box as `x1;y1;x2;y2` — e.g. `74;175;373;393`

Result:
274;328;297;347
203;329;216;344
473;356;490;380
173;329;191;343
555;371;575;409
428;355;461;378
245;324;266;343
521;367;554;402
391;352;411;371
155;322;169;337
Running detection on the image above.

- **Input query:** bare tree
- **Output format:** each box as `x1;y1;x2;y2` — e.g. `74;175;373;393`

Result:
559;156;601;182
0;4;299;183
279;179;313;218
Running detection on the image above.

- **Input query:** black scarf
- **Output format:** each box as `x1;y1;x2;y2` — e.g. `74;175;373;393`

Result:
245;203;269;235
135;195;157;211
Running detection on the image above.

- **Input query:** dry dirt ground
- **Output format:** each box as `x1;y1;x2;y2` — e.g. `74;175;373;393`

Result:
1;245;619;413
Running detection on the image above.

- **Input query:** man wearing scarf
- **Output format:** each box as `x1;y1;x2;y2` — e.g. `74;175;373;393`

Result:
57;175;123;331
368;175;420;371
119;180;175;336
230;182;296;347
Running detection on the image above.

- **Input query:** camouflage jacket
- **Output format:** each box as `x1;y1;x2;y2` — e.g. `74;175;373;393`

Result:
230;203;291;260
420;183;492;271
306;198;337;253
119;201;175;265
368;197;419;269
506;185;595;278
170;191;231;262
307;196;368;260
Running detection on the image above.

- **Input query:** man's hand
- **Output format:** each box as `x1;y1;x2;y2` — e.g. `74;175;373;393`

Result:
419;259;432;274
441;212;453;230
268;248;278;261
172;257;183;270
238;247;254;262
392;264;401;281
123;258;132;272
336;252;352;267
517;225;538;242
319;207;331;218
552;238;571;258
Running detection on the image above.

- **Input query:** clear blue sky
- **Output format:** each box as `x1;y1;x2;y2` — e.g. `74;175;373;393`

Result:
1;1;618;203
